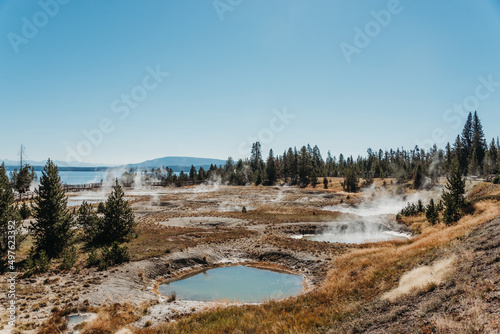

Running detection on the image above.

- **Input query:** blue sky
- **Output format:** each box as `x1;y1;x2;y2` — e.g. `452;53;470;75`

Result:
1;0;500;164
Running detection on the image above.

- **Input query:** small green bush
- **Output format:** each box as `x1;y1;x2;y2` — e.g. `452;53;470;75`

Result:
25;250;50;276
88;242;130;270
58;246;78;271
86;248;100;267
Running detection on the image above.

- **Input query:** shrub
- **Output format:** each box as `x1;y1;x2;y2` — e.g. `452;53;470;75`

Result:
58;246;77;271
493;175;500;184
25;249;50;276
400;201;425;217
107;242;130;265
88;242;130;270
242;206;247;213
86;248;100;267
417;200;424;213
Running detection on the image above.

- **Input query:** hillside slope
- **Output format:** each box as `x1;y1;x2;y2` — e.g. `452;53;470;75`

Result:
334;215;500;334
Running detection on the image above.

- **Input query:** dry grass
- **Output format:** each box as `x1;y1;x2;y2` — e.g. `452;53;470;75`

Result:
79;303;139;334
381;256;456;302
125;224;255;260
433;296;497;334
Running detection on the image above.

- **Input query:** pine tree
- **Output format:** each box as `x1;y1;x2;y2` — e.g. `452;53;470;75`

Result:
343;169;359;193
425;199;439;225
461;112;473;159
77;201;101;243
281;150;289;182
497;143;500;175
472;111;486;168
14;164;35;194
255;170;263;186
444;142;452;170
468;148;480;176
189;165;197;180
442;157;466;225
488;138;497;174
0;164;23;271
413;164;424;189
326;150;335;176
298;146;312;186
453;135;466;174
483;150;494;176
197;167;206;181
31;160;73;258
312;145;325;176
288;147;298;184
19;202;31;220
250;142;264;172
99;181;136;243
265;149;277;185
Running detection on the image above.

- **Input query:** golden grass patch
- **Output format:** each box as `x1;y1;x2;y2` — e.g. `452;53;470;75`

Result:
381;256;456;302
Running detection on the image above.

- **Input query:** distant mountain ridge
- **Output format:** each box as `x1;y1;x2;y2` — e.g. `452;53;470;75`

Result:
126;156;226;169
1;156;226;169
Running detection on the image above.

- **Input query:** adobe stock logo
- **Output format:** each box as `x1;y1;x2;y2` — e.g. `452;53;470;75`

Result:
237;107;295;156
65;65;169;163
339;0;406;64
7;0;71;54
415;74;500;150
213;0;243;21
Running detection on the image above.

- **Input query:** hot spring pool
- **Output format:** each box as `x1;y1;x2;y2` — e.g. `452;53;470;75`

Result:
67;313;96;325
158;266;304;303
292;221;411;244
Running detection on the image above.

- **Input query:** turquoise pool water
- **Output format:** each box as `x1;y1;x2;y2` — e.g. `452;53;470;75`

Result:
158;265;304;303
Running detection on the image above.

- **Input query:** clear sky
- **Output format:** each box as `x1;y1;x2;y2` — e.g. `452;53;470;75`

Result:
1;0;500;164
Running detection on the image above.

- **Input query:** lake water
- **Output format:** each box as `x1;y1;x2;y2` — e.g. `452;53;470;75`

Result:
158;266;304;303
5;169;109;185
47;171;107;184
